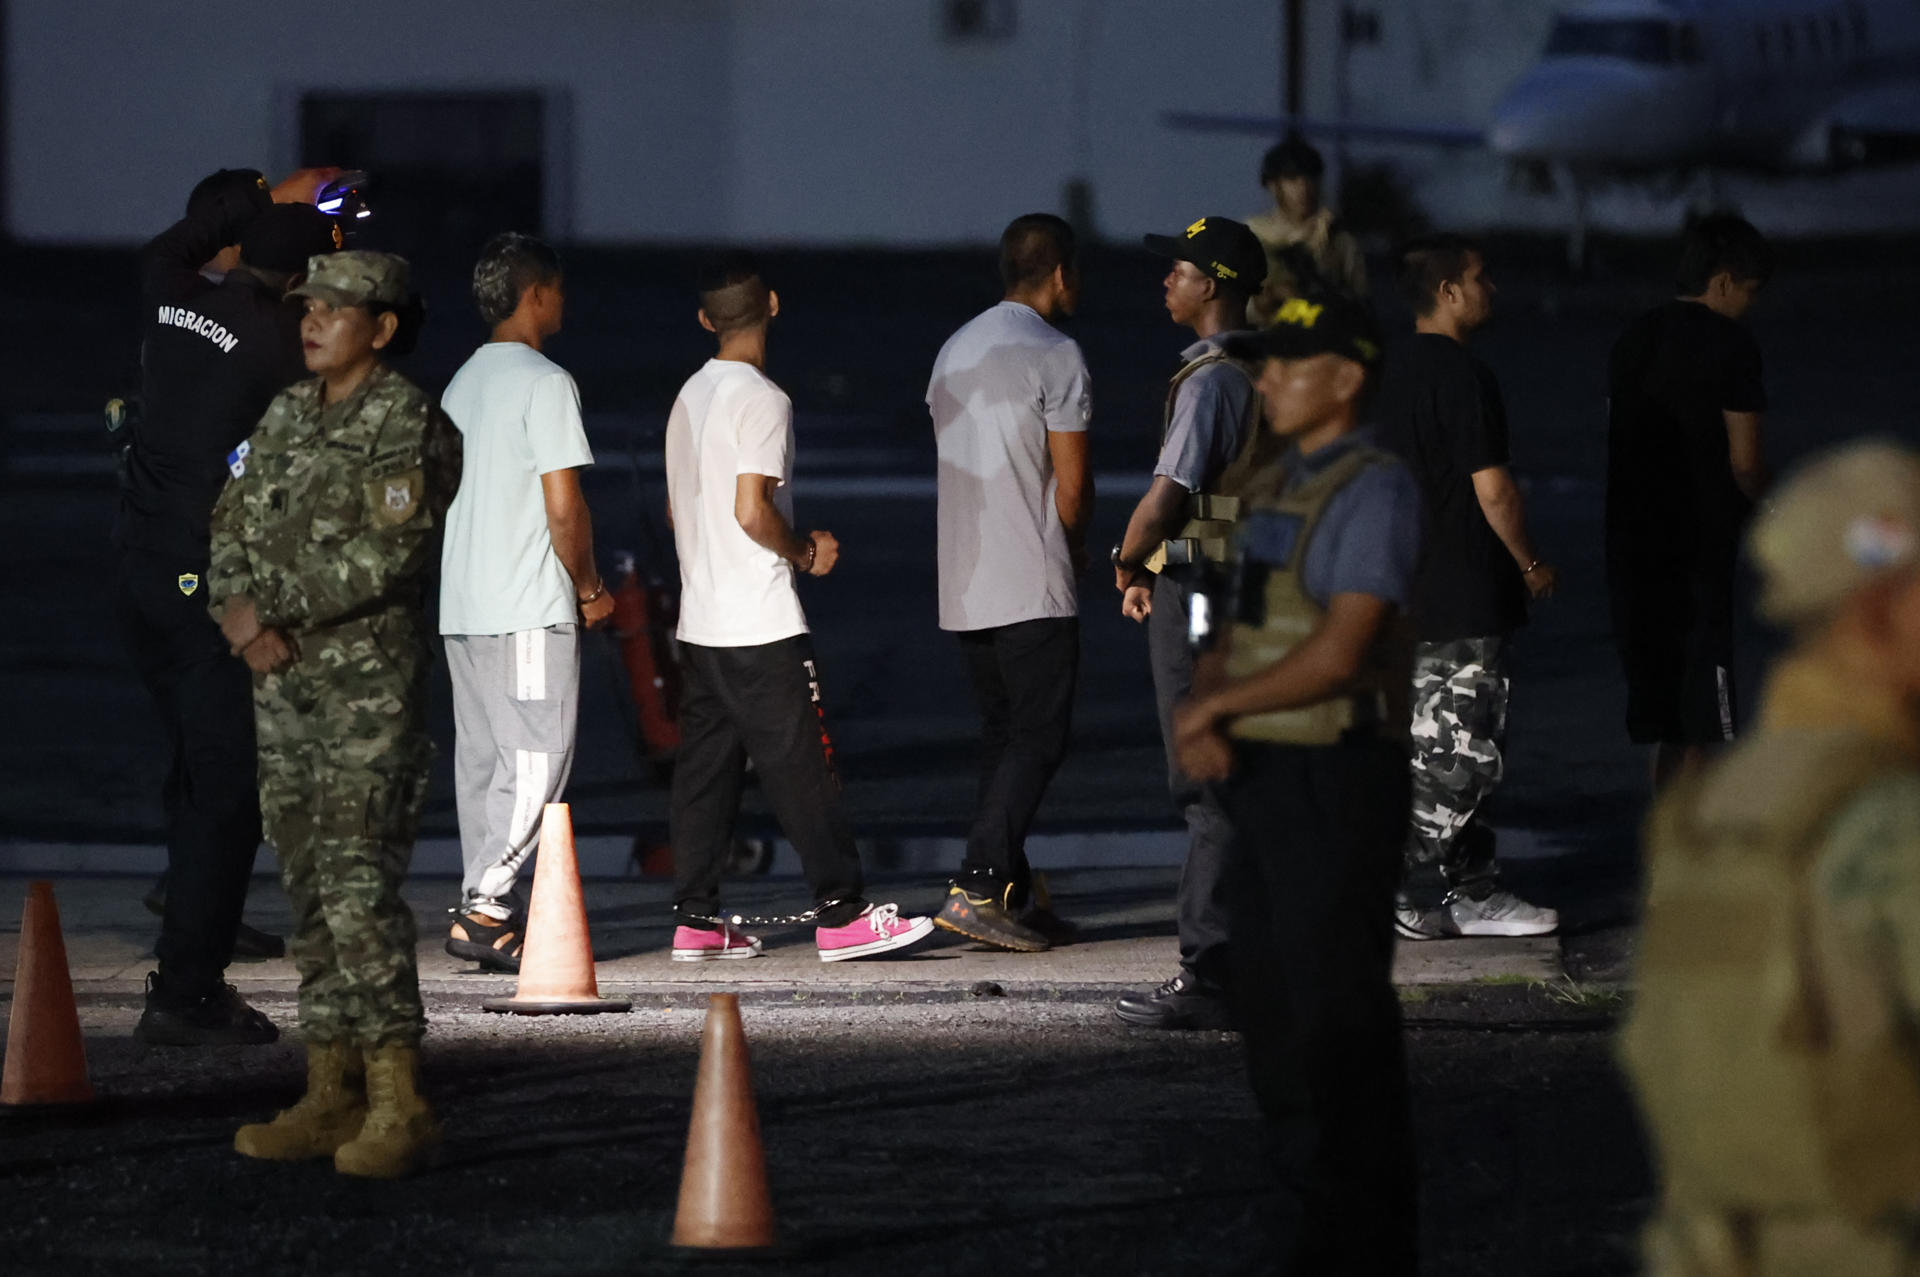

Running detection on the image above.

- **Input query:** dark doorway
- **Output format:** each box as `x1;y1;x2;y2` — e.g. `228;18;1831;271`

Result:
299;91;549;269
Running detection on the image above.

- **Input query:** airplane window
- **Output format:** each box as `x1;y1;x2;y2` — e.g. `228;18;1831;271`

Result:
1544;17;1674;64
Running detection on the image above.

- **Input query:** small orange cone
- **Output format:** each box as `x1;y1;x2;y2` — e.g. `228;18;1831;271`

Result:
483;804;631;1015
2;881;94;1105
671;993;776;1250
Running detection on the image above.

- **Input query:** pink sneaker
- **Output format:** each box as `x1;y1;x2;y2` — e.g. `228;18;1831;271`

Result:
671;922;764;962
815;903;935;962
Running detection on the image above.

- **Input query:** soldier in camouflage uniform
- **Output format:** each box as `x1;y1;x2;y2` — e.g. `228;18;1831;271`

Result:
1622;441;1920;1276
207;251;460;1179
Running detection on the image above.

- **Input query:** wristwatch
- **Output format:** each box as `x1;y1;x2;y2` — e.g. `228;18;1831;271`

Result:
1109;543;1128;569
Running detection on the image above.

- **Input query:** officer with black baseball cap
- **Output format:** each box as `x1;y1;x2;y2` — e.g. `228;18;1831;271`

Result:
1171;289;1425;1268
117;171;342;1048
1110;216;1266;1031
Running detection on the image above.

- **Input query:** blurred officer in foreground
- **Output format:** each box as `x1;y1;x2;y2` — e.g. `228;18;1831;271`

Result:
211;252;460;1178
119;168;342;1046
1173;293;1422;1273
1110;216;1264;1030
1246;136;1368;322
1622;441;1920;1277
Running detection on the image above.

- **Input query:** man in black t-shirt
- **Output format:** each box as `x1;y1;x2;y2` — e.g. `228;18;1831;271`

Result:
1607;215;1772;790
1378;235;1559;940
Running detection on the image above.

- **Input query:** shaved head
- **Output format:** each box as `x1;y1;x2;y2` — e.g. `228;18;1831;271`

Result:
698;250;771;338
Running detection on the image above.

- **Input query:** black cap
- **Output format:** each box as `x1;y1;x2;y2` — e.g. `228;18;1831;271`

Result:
1260;136;1325;183
1224;293;1382;370
187;168;271;220
239;205;344;274
1143;217;1267;292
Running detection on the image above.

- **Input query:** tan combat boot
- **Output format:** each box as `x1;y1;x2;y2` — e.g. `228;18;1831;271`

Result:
234;1040;367;1160
333;1043;441;1178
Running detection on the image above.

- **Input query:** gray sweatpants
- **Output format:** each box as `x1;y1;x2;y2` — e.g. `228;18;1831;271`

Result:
445;624;581;920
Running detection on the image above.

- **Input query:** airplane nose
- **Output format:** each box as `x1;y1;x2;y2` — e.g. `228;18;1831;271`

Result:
1490;67;1705;166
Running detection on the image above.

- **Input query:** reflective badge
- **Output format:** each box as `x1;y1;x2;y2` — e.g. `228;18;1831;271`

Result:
227;440;250;478
368;468;423;527
177;573;200;596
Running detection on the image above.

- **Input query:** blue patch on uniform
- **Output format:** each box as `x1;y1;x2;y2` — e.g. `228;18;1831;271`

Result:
227;440;250;478
177;573;199;596
1239;510;1305;566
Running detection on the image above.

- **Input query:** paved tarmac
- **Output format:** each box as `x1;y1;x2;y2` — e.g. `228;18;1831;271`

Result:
0;872;1639;1277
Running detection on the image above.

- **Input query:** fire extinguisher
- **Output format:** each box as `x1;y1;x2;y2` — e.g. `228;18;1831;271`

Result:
610;550;681;762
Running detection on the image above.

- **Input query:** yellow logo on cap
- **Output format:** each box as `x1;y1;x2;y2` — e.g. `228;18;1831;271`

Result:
1353;337;1379;361
1275;298;1324;328
1186;218;1208;238
1213;262;1239;279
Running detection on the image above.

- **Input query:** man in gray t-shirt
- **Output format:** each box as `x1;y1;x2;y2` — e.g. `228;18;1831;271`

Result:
1111;216;1267;1030
927;214;1093;953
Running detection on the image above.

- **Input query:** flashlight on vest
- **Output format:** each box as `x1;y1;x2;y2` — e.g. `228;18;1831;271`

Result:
315;170;373;222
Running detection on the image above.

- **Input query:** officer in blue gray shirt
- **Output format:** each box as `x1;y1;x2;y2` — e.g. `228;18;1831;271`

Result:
1175;294;1423;1273
1111;217;1265;1030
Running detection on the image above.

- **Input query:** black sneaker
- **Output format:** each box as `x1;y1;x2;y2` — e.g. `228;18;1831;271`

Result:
1018;905;1079;945
446;909;524;973
1114;972;1233;1031
933;882;1049;953
133;974;278;1047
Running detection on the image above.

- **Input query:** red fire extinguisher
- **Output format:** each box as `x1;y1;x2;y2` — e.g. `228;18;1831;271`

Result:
610;550;681;762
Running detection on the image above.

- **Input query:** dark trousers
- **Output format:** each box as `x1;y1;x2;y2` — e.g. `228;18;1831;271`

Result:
1225;736;1417;1276
1149;572;1235;989
670;635;864;930
113;547;263;997
956;617;1078;904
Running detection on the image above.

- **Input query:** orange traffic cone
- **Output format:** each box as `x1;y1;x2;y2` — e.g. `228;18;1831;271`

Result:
1;881;94;1105
482;804;631;1015
671;993;776;1251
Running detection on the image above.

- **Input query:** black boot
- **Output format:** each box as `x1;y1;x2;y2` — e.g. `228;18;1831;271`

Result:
1113;971;1232;1030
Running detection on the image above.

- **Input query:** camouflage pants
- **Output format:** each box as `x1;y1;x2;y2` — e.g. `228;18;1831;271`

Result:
254;619;430;1048
1404;636;1509;901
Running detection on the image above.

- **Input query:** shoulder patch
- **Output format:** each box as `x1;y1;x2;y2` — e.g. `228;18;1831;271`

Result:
226;440;250;478
368;468;424;528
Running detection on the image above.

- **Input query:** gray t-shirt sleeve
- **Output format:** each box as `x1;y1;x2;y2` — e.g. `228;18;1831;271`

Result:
1041;340;1092;434
1155;363;1251;493
1302;462;1424;608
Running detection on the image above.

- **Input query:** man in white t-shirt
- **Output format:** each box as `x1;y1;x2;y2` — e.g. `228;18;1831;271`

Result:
926;213;1092;953
438;233;615;972
663;251;932;962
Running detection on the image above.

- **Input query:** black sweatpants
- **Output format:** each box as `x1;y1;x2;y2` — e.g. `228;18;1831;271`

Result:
114;547;263;997
671;635;865;930
1225;736;1417;1276
956;617;1078;905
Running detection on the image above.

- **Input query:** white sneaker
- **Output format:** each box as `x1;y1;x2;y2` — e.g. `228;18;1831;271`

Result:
1448;889;1559;937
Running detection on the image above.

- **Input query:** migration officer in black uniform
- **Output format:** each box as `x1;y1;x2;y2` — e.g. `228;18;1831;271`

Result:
1175;295;1424;1273
116;170;342;1046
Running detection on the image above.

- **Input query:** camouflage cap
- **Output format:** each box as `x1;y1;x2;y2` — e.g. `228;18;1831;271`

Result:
1750;439;1920;626
291;250;410;308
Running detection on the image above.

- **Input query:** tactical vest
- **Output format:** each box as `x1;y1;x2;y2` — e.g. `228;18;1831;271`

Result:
1621;730;1920;1224
1223;446;1412;746
1146;350;1260;574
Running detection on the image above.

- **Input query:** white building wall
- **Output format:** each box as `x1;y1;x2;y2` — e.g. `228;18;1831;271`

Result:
6;0;1288;246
